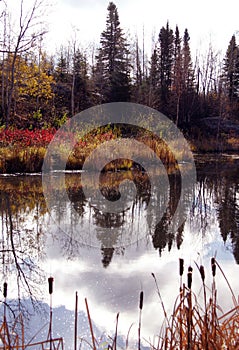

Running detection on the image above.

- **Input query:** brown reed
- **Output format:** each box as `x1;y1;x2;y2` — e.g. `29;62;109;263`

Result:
83;258;239;350
150;257;239;350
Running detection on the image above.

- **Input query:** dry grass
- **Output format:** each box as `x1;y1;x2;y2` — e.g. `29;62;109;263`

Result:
0;146;46;173
150;258;239;350
150;261;239;349
0;129;193;173
83;258;239;350
189;133;239;153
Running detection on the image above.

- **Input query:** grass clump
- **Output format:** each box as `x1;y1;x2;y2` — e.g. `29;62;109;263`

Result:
150;258;239;350
83;258;239;350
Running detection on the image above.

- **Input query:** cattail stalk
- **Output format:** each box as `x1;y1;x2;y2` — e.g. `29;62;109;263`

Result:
179;259;184;350
138;291;144;350
187;266;193;290
211;257;217;341
74;292;78;350
152;273;170;328
187;267;193;350
199;265;208;350
211;257;216;278
179;258;184;278
85;298;96;350
113;312;119;350
215;259;237;307
48;277;54;350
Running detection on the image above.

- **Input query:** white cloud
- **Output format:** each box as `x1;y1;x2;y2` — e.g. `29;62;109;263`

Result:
45;0;239;57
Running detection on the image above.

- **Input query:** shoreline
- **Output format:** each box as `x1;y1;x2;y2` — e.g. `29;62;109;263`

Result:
0;145;238;175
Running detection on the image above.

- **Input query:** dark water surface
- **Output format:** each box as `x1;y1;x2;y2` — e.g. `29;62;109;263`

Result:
0;153;239;347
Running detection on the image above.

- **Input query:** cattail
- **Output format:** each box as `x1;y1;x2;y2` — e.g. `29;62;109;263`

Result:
48;277;54;295
3;282;7;298
199;265;205;282
138;291;144;350
211;257;216;277
179;258;184;276
139;291;144;310
187;266;193;289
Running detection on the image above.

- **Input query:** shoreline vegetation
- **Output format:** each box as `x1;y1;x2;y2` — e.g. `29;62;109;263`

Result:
0;0;239;172
0;0;239;174
0;124;238;174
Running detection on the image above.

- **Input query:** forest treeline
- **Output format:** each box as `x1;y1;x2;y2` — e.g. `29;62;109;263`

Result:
0;1;239;131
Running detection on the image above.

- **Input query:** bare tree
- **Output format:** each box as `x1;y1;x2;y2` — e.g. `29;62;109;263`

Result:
0;0;48;125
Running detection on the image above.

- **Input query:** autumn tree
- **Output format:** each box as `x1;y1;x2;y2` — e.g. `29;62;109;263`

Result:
95;2;131;103
18;54;54;121
0;0;48;126
0;51;54;128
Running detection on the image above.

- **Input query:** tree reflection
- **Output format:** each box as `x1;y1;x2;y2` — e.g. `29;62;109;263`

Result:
101;247;115;268
0;156;239;275
0;179;46;316
216;173;239;263
196;156;239;263
152;173;183;254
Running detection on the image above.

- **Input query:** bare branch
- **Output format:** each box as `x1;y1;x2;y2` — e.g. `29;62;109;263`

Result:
0;0;48;124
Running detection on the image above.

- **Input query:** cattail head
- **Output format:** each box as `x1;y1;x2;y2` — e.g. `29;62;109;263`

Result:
139;291;144;310
3;282;7;298
187;266;193;289
211;257;216;277
179;258;184;276
199;265;205;282
48;277;54;295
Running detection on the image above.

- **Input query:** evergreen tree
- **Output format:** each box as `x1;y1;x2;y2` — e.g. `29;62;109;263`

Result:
172;25;182;125
131;31;149;105
55;51;70;83
53;49;72;116
223;35;239;101
182;29;194;90
72;50;90;113
181;28;195;124
148;48;160;109
158;22;174;116
95;2;130;103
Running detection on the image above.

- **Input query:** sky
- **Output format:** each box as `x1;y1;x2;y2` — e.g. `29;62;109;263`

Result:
45;0;239;58
3;0;239;60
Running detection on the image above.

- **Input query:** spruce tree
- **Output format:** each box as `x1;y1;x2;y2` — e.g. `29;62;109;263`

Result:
148;48;160;109
172;25;182;125
95;2;130;103
73;50;90;112
182;29;194;91
158;22;174;116
223;35;239;101
181;28;195;124
54;50;72;116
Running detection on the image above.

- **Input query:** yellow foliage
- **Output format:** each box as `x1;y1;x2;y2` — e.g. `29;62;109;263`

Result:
3;53;55;101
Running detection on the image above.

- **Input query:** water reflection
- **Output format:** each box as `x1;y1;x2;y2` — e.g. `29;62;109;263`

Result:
0;155;238;268
0;155;239;346
0;177;46;315
196;155;239;263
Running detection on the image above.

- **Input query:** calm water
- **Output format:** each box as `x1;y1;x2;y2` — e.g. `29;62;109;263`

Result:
0;153;239;348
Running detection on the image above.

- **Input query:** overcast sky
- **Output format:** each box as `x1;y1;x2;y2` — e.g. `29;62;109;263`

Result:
45;0;239;57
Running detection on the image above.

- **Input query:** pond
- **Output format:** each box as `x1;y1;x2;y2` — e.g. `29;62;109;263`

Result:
0;153;239;349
